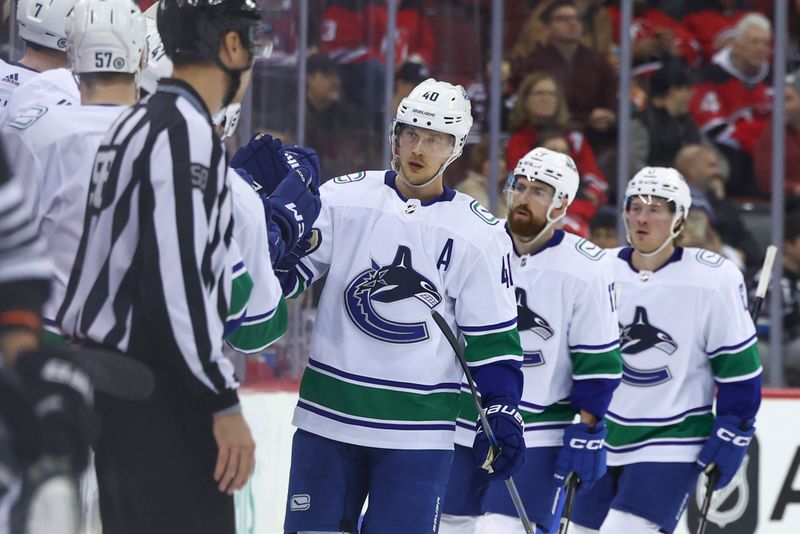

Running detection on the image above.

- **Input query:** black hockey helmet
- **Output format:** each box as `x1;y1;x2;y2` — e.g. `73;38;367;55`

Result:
157;0;269;66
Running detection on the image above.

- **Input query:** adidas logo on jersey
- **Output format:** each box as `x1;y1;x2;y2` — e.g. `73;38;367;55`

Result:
1;73;19;86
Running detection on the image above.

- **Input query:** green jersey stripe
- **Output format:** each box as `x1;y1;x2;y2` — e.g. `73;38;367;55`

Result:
710;343;761;380
299;366;460;422
229;270;253;318
606;412;714;447
226;298;288;353
464;328;523;365
571;349;623;377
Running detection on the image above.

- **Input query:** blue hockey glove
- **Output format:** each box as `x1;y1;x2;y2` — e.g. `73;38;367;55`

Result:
697;415;755;489
267;167;321;262
554;421;608;494
281;145;321;191
231;133;321;196
473;399;526;480
230;133;287;195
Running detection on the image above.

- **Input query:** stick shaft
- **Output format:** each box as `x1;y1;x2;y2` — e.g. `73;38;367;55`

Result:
430;310;534;534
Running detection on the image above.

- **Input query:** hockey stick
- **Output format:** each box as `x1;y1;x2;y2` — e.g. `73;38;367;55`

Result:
557;472;578;534
696;244;776;534
52;346;155;401
430;310;535;534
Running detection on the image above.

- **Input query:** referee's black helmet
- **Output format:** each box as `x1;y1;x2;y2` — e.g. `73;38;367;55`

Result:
157;0;268;66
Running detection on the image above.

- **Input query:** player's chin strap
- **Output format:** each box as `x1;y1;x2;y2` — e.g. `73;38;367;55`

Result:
623;208;685;258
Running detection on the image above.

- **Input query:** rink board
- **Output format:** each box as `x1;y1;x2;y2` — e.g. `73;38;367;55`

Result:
234;389;800;534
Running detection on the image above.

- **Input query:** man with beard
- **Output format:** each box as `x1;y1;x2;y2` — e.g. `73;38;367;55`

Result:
440;147;622;533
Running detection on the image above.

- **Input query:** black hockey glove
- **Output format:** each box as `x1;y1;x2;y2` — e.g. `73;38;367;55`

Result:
14;350;96;473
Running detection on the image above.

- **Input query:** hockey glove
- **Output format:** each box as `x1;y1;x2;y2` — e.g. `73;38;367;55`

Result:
267;168;321;263
696;415;754;489
473;399;526;480
554;421;608;494
14;350;96;473
231;133;321;196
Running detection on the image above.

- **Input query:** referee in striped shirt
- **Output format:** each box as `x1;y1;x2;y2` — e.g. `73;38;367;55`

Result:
57;1;268;532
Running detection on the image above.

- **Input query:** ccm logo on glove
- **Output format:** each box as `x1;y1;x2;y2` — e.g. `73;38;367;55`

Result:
569;437;604;450
716;428;752;447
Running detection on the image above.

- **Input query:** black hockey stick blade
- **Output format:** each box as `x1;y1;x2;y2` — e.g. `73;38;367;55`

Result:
430;310;535;534
50;347;155;401
696;466;720;534
558;472;579;534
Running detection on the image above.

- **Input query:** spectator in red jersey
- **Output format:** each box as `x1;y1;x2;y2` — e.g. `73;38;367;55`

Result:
689;12;772;197
511;0;617;141
506;71;608;206
320;0;436;115
682;0;750;65
607;0;701;70
630;60;702;172
755;82;800;199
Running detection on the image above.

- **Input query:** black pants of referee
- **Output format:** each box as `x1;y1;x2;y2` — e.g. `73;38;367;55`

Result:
93;366;235;534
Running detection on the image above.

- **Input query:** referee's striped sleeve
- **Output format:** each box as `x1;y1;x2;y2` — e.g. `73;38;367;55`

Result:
141;120;237;410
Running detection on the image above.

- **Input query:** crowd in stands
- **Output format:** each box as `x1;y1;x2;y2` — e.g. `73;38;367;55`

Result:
241;0;800;384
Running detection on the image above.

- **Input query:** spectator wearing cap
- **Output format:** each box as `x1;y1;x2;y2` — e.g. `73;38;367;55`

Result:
392;61;429;116
675;144;760;268
305;52;381;181
629;61;702;172
511;0;617;142
755;81;800;200
689;13;772;197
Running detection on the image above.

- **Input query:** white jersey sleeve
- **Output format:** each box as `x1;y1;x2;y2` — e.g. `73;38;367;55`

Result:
226;170;287;353
704;258;761;383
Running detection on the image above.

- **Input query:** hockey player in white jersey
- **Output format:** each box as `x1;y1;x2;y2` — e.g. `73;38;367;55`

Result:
440;147;622;534
268;78;525;534
570;167;762;534
0;0;79;122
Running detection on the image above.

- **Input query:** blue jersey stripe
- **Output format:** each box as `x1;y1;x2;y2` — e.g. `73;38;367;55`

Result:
606;405;713;424
308;358;462;392
707;334;757;357
297;401;456;432
459;317;517;333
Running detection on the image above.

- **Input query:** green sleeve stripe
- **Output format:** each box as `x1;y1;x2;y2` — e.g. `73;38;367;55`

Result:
464;329;523;365
228;270;254;318
299;366;460;422
226;298;288;354
286;274;306;299
710;344;762;380
42;329;69;348
606;412;713;447
571;349;623;377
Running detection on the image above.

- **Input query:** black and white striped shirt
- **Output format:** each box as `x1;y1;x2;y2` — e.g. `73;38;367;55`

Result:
58;79;238;411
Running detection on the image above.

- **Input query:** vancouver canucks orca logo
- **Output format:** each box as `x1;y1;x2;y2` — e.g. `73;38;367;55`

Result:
620;306;678;386
516;288;552;367
516;288;554;340
345;245;442;343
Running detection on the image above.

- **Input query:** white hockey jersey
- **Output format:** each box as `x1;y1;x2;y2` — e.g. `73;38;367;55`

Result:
0;60;39;118
288;171;522;450
455;230;622;448
227;169;286;353
606;247;762;464
2;67;79;127
1;104;126;329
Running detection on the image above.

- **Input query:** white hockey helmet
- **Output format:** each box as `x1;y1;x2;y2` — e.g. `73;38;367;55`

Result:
391;77;473;181
139;14;173;94
512;146;580;207
66;0;147;75
624;166;692;256
17;0;77;51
